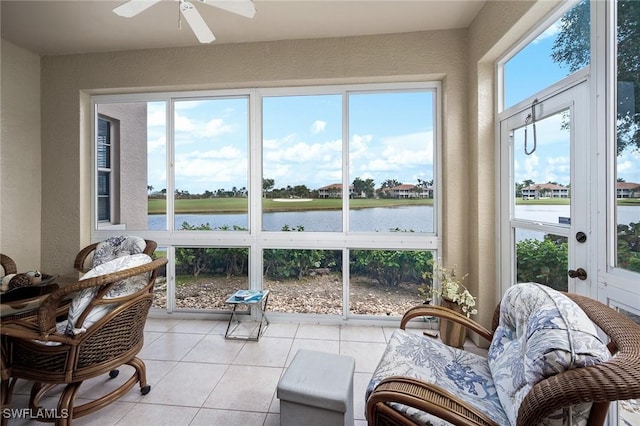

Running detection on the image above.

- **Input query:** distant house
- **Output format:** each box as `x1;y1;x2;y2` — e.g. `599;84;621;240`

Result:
317;183;355;198
386;184;433;199
521;183;569;199
617;182;640;198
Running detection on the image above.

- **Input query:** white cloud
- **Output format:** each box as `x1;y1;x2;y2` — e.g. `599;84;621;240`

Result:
174;154;247;192
617;149;640;183
523;153;541;181
147;135;166;154
311;120;327;134
202;118;233;137
380;131;434;166
174;112;195;133
147;107;166;127
349;134;374;160
533;21;561;44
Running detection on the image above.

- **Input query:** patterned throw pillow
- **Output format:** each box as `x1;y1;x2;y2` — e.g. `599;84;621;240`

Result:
91;235;147;267
488;283;610;426
65;253;152;335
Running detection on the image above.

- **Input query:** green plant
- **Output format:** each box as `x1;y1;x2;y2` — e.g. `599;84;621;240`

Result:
516;236;568;291
350;249;431;287
420;262;477;317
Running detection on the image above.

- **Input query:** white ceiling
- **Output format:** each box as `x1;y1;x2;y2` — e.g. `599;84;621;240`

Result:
1;0;486;56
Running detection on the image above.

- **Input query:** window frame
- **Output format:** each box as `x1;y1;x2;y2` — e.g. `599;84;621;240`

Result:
95;115;120;227
91;81;442;319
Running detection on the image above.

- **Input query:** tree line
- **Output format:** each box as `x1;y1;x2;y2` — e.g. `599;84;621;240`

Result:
149;177;434;199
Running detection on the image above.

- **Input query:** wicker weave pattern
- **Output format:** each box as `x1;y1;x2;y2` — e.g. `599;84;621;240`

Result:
0;254;17;276
1;253;167;425
367;290;640;426
76;296;151;369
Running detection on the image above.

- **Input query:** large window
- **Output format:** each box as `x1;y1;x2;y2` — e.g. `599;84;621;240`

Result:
92;82;439;319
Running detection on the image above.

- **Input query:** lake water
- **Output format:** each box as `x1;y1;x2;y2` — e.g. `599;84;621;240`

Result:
148;205;639;237
150;205;435;232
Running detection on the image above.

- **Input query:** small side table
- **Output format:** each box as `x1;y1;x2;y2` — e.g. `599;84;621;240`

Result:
225;290;270;341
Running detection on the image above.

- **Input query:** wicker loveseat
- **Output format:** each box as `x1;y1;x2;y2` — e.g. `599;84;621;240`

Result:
0;253;168;426
366;282;640;426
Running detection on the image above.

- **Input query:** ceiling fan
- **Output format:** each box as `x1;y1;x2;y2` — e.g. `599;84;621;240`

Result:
113;0;256;44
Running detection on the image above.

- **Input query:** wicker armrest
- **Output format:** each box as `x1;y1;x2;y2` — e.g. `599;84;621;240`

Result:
515;292;640;425
367;376;499;426
400;305;494;342
1;254;18;275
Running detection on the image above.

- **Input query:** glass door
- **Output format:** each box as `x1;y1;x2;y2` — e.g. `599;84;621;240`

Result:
499;80;590;296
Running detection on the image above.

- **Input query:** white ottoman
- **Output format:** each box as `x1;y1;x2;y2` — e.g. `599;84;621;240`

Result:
277;349;355;426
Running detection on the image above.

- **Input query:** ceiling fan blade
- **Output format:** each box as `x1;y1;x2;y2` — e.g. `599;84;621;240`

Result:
113;0;163;18
198;0;256;19
180;2;216;43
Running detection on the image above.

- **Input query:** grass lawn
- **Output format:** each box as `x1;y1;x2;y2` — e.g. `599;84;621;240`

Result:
148;196;639;214
148;197;434;214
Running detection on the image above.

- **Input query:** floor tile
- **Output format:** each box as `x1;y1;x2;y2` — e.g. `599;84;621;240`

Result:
233;336;293;367
203;365;282;412
354;371;373;421
264;413;280;426
138;332;204;361
115;403;199;426
341;325;386;342
168;318;219;334
285;338;340;366
142;362;228;407
262;322;299;338
340;341;387;373
183;334;246;364
296;323;341;340
190;408;267;426
144;318;184;332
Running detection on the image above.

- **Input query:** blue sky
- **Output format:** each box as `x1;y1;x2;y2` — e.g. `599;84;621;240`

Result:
147;91;435;194
145;11;639;195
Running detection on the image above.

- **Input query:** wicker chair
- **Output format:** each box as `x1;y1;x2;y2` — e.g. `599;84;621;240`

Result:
366;290;640;426
0;255;168;426
0;254;17;276
74;238;158;272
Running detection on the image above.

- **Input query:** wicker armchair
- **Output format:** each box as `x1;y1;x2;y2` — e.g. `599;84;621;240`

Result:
1;255;168;426
0;254;17;276
74;238;158;271
366;289;640;426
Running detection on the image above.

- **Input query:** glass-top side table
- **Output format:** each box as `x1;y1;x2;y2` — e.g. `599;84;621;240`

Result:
224;290;270;341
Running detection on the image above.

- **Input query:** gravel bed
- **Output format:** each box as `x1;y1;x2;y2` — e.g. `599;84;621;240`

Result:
152;273;424;316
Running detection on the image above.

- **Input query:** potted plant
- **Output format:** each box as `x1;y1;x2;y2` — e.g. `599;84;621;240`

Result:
420;262;477;347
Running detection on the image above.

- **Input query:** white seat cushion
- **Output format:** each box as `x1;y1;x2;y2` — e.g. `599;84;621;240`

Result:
65;253;152;335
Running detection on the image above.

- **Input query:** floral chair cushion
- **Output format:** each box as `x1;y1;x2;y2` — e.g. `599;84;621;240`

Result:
64;253;152;336
367;329;509;426
488;283;610;426
91;235;147;268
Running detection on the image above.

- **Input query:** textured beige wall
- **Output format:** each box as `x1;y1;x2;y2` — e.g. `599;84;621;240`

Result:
38;30;470;274
467;0;562;336
0;40;42;271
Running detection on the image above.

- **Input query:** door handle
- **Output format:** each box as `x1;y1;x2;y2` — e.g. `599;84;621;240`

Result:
567;268;588;280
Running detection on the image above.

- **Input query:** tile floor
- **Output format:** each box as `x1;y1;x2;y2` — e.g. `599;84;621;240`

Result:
5;318;479;426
